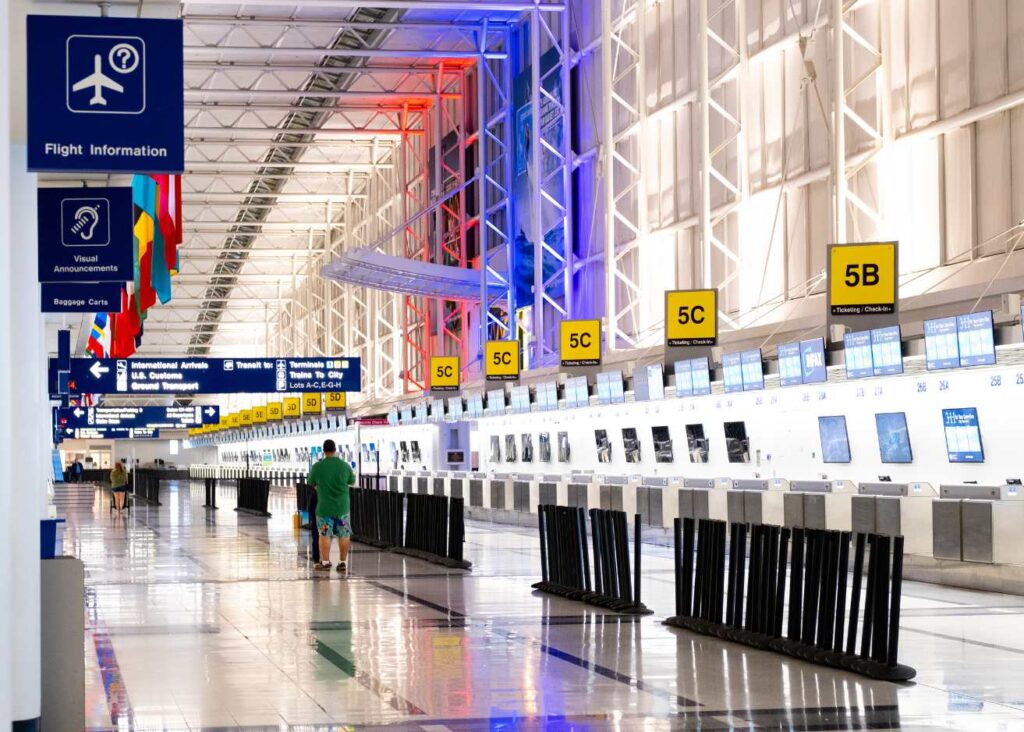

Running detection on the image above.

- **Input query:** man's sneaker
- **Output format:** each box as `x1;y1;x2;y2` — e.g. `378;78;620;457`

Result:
314;561;332;571
337;561;348;572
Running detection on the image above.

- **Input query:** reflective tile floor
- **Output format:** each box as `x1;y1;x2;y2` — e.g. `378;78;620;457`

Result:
61;481;1024;731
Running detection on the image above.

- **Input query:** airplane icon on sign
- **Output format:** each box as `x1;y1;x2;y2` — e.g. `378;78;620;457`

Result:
71;54;123;107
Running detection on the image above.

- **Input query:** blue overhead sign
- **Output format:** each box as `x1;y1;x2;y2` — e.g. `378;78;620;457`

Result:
62;426;160;440
26;15;184;173
57;405;219;430
37;187;133;283
66;357;361;395
41;282;122;313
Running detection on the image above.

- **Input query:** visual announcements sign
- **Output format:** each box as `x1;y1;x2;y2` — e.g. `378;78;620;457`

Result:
665;289;718;347
26;15;184;173
37;187;134;283
65;357;361;395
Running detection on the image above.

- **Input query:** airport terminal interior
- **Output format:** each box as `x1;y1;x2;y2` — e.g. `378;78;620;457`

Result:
6;0;1024;729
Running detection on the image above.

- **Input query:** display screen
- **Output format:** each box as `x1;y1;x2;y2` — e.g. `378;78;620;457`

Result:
690;357;711;395
505;434;517;462
622;428;641;463
943;407;984;463
535;382;558;411
843;330;874;379
924;316;959;370
777;342;803;387
723;421;750;463
595;429;612;463
956;311;996;367
431;398;445;420
510;386;530;413
596;371;625;405
722;352;744;393
466;393;484;417
558;431;571;462
564;376;589;408
521;434;534;462
870;326;903;376
414;403;427;422
448;397;464;419
486;389;506;414
652;426;673;463
539;432;551;462
685;424;708;463
875;412;913;463
818;415;852;463
387;407;399;426
800;338;828;384
674;359;694;397
741;349;764;391
489;435;501;463
634;363;665;402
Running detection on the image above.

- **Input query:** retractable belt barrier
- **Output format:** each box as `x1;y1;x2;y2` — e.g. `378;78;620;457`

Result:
203;477;217;509
349;488;472;569
532;505;652;615
131;469;162;505
665;518;915;681
234;477;272;517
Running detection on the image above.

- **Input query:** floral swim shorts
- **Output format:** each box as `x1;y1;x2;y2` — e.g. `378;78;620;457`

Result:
316;514;352;539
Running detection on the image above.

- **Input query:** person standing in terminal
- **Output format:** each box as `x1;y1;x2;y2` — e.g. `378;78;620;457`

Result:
110;461;129;512
307;439;355;573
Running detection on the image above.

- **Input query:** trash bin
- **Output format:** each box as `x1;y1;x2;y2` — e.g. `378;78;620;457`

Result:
40;518;66;559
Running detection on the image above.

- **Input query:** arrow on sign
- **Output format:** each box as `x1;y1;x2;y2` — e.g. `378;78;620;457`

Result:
89;362;109;379
72;408;84;418
205;408;216;416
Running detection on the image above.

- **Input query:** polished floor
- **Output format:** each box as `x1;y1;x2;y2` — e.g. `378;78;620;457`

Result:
60;480;1024;731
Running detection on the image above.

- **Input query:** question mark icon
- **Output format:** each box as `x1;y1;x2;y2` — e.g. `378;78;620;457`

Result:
107;43;139;74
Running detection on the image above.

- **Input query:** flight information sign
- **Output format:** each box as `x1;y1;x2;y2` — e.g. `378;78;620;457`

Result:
61;426;159;439
65;357;361;395
57;405;218;429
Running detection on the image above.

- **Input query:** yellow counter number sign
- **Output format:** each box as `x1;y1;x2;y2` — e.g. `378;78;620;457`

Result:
325;392;347;411
283;397;301;418
485;341;519;381
252;405;266;423
828;242;897;315
239;409;252;426
430;356;460;392
665;289;718;346
560;320;601;367
302;393;323;415
267;402;282;421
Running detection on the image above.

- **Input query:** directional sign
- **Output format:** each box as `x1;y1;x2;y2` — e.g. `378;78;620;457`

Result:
283;397;300;418
57;405;217;430
41;282;123;313
430;356;460;392
665;289;718;347
63;426;159;439
560;320;601;367
267;402;283;421
485;341;520;382
828;242;897;315
65;357;361;395
302;393;322;415
38;187;134;283
325;392;346;411
27;15;184;173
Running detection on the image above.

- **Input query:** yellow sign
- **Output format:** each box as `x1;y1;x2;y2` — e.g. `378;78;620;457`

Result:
302;392;323;415
267;402;283;421
252;405;267;423
239;409;252;426
325;392;347;411
283;397;301;418
430;356;460;392
485;340;520;381
828;241;897;315
227;412;239;428
665;289;718;347
560;320;601;367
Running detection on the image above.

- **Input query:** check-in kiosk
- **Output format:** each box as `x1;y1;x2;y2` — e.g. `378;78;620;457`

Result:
727;478;786;526
932;484;1024;564
853;482;936;556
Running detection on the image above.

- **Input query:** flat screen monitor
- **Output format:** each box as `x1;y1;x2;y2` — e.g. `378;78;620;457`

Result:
558;431;571;462
399;441;410;463
596;371;625;405
486;389;506;415
387;407;399;426
535;382;558;411
538;432;551;462
622;428;641;463
924;316;959;370
723;421;750;463
741;349;764;391
875;412;913;464
817;415;851;463
595;429;612;463
410;441;421;463
510;385;530;412
467;393;484;417
521;434;534;462
722;352;744;393
633;363;665;402
652;425;673;463
489;435;501;463
956;310;996;367
505;434;517;462
685;424;708;463
432;398;446;420
414;403;427;422
942;407;984;463
448;397;464;419
843;330;874;379
800;338;827;384
565;376;589;408
777;342;803;387
674;358;694;397
690;357;711;395
400;406;413;423
446;450;465;464
870;326;903;376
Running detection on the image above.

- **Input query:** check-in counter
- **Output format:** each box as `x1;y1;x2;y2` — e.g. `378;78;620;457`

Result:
487;472;514;512
727;479;786;526
387;472;401;492
415;472;431;495
678;478;719;521
447;471;468;500
596;474;632;513
566;473;594;510
932;484;1024;564
431;471;448;497
527;473;565;513
853;482;936;556
785;480;858;530
636;476;683;528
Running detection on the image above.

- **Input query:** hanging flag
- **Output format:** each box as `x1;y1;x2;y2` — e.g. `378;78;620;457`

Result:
132;175;157;316
164;174;182;275
111;286;141;358
86;312;111;359
149;174;174;303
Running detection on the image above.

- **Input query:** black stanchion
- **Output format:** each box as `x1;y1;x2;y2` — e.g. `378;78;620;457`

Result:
234;477;272;517
664;519;915;682
203;477;217;509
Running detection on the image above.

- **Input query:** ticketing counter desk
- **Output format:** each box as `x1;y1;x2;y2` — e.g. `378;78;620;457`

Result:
932;484;1024;564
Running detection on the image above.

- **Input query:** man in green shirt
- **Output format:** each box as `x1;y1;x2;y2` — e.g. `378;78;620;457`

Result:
307;439;356;572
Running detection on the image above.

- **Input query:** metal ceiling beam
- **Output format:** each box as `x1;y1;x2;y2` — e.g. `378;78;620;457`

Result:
184;89;452;101
183;192;363;203
185;46;506;60
179;0;562;11
185;127;410;138
185;162;391;172
182;16;511;31
185;102;427;112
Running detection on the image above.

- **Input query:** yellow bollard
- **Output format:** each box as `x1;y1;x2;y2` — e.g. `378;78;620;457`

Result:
292;512;300;532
